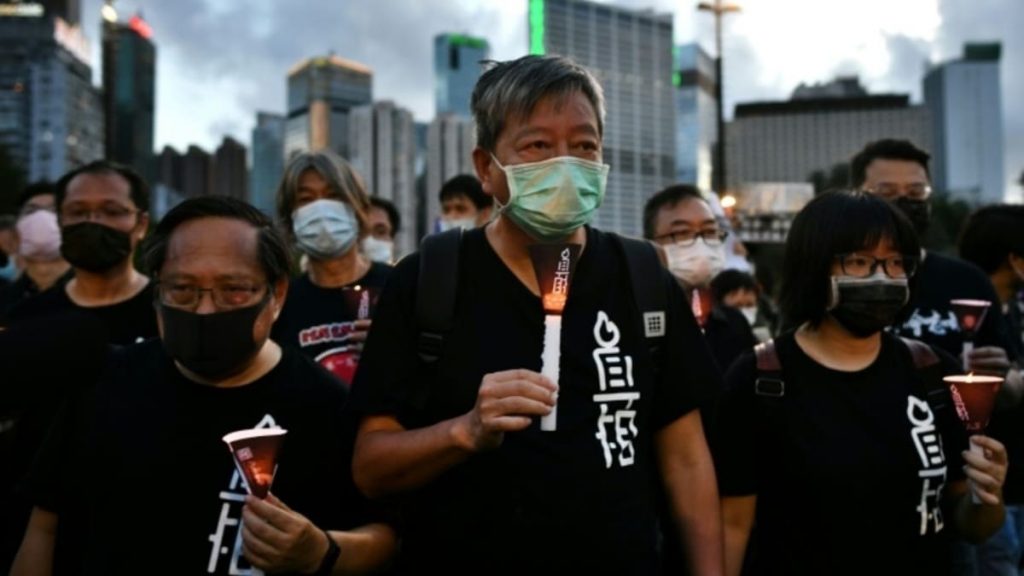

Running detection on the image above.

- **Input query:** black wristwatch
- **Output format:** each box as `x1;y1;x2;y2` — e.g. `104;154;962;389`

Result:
311;529;341;576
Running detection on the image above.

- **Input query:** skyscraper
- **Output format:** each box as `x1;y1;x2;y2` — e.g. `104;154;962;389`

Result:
212;136;247;201
528;0;676;237
725;78;931;189
101;4;156;182
250;112;285;216
284;54;372;161
675;43;717;191
426;113;475;235
434;33;489;118
924;43;1005;204
182;144;212;198
349;100;417;256
156;144;183;193
0;2;103;181
153;144;185;219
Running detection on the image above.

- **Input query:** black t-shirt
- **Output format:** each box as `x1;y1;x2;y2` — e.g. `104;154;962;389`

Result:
892;252;1010;355
714;331;968;576
350;226;720;575
25;340;377;576
0;269;72;326
1;280;156;570
7;280;158;346
272;263;391;387
890;252;1021;503
704;305;757;377
993;299;1024;504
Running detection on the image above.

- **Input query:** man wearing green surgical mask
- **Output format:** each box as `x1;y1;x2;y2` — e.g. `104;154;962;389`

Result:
351;55;724;575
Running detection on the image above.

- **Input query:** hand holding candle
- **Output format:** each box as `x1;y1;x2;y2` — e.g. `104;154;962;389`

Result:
529;244;582;432
944;373;1002;503
950;299;992;371
223;428;287;499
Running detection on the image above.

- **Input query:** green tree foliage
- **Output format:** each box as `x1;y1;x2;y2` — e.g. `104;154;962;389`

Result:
925;192;971;255
808;163;852;195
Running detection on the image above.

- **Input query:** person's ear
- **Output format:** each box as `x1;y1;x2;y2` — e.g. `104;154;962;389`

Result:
271;278;289;320
472;148;497;198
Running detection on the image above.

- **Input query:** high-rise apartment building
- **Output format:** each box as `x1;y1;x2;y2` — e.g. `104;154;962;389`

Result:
528;0;676;237
284;54;372;161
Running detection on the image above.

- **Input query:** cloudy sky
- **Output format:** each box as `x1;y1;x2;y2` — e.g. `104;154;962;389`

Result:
81;0;1023;198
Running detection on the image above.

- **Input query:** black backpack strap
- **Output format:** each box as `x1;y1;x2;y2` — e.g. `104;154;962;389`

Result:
754;340;785;398
900;336;949;417
613;235;668;363
416;228;463;363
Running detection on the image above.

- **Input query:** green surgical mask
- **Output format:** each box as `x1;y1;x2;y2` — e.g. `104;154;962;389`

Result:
492;154;609;241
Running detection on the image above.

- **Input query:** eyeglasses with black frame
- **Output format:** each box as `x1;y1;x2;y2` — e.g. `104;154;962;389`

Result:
654;229;729;247
155;281;268;310
863;184;933;201
835;253;918;279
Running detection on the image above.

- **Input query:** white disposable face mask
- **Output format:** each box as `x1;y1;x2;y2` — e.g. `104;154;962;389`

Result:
739;306;758;326
362;236;394;264
664;239;726;288
439;217;476;233
292;199;358;260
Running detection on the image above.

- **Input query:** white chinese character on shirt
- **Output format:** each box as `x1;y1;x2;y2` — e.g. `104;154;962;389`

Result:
591;312;639;469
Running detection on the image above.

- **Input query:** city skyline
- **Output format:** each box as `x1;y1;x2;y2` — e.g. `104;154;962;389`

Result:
77;0;1024;198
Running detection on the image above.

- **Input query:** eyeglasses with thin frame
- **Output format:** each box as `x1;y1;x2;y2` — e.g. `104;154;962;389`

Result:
863;184;933;201
835;253;918;279
654;229;729;247
60;205;140;225
155;281;268;310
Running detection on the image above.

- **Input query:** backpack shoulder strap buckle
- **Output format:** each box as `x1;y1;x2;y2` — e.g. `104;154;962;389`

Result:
754;339;785;398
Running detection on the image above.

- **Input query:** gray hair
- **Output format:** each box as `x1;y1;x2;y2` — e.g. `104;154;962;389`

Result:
471;55;605;153
276;149;370;239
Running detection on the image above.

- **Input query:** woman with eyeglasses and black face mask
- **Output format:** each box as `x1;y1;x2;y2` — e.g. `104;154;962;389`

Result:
714;191;1008;576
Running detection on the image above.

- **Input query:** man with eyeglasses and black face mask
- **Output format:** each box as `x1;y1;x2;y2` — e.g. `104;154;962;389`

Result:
0;162;156;572
11;196;395;576
854;139;1022;576
853;140;1019;399
6;160;157;344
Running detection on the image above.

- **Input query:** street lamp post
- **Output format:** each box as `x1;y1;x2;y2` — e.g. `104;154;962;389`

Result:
697;0;740;196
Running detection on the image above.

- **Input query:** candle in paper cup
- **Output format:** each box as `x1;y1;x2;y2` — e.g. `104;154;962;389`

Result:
944;374;1002;433
944;373;1002;504
950;299;992;371
529;244;582;432
222;428;287;499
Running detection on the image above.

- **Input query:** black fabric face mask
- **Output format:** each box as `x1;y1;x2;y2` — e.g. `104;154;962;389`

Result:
894;197;931;238
60;222;133;273
828;274;910;338
159;297;269;380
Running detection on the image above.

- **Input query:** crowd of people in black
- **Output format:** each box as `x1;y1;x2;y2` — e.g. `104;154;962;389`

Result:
1;54;1023;576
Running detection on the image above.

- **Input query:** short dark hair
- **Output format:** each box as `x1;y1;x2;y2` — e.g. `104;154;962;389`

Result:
642;184;707;239
959;204;1024;275
55;160;150;214
143;196;291;286
439;174;489;210
18;181;56;210
850;139;931;188
369;196;401;237
471;55;605;153
710;269;759;303
779;190;921;330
